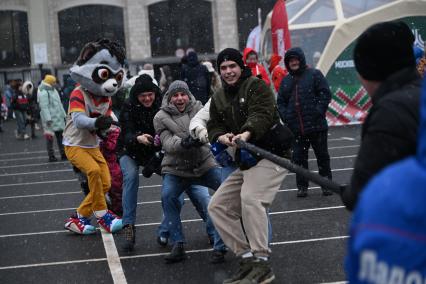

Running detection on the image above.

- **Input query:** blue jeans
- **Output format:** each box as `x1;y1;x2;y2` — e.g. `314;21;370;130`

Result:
157;185;224;251
161;168;226;251
15;110;27;135
220;163;273;244
120;155;142;226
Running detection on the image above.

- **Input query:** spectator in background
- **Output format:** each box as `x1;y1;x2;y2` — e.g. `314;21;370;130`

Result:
0;90;5;132
277;47;333;197
62;76;76;113
38;75;67;162
341;21;422;211
159;65;174;93
181;51;211;105
11;80;30;140
202;61;222;97
345;76;426;283
243;47;271;87
4;80;17;120
22;81;37;138
268;53;287;92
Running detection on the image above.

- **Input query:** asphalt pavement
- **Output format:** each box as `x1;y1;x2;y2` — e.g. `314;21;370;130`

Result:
0;119;359;284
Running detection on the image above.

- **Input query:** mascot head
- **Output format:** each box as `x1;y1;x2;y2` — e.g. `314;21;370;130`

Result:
70;39;126;97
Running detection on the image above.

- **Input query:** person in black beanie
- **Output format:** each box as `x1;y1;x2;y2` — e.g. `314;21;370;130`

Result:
117;74;163;250
208;48;291;284
341;21;422;210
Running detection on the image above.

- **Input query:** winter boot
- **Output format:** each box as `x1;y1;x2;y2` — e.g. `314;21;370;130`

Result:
296;187;308;198
121;224;136;251
164;242;186;263
240;258;275;284
223;257;255;284
322;187;333;196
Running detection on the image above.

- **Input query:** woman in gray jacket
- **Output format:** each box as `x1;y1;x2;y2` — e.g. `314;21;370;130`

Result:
153;80;225;264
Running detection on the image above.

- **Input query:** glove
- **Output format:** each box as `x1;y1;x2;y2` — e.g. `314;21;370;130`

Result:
154;134;161;147
95;115;113;130
181;136;203;149
195;127;209;144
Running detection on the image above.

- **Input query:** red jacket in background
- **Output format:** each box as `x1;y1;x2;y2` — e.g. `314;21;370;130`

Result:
269;53;288;92
243;48;271;86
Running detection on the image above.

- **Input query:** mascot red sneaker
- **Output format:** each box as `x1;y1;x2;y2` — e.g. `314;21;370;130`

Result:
63;39;125;234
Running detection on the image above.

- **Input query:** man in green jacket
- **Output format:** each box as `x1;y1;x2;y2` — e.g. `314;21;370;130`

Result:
207;48;289;284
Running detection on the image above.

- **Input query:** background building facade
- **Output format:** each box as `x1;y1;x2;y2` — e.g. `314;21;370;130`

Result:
0;0;275;87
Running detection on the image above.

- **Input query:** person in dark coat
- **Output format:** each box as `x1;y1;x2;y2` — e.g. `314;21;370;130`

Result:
341;21;422;211
345;76;426;283
277;47;333;197
117;74;163;250
181;51;211;105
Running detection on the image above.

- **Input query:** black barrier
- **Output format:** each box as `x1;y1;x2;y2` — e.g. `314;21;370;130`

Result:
235;139;346;195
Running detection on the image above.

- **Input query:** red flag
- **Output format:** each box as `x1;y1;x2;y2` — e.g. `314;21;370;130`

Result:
271;0;291;63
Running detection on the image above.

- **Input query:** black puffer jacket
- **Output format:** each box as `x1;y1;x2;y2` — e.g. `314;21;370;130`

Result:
342;67;421;210
117;86;162;165
277;47;331;136
181;52;211;105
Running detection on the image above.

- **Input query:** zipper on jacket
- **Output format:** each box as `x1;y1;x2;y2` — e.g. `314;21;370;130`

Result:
294;83;304;135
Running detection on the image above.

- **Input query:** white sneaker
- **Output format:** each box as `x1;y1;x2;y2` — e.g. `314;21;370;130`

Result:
23;134;30;140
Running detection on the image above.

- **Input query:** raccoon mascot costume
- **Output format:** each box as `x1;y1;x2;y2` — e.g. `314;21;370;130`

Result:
63;39;125;234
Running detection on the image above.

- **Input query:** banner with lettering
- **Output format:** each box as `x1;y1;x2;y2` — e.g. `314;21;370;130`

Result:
325;16;425;126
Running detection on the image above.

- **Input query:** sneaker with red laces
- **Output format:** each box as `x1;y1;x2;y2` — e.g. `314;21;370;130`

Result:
64;213;96;235
96;210;123;233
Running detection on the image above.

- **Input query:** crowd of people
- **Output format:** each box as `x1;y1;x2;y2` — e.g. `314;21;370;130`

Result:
1;20;426;284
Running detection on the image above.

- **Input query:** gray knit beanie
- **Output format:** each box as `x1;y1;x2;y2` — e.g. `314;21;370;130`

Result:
166;80;191;101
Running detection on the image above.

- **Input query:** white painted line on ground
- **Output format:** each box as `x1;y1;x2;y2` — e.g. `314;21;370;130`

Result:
0;154;356;176
328;137;356;141
0;257;107;270
0;155;52;162
320;281;348;284
0;150;59;156
0;179;77;188
0;234;350;269
0;207;76;216
0;191;81;200
0;184;316;200
0;230;66;238
100;229;127;284
0;205;347;238
121;235;350;260
0;144;360;164
308;155;356;162
269;206;345;215
270;235;349;246
0;184;337;215
325;145;359;150
0;161;69;169
0;168;73;177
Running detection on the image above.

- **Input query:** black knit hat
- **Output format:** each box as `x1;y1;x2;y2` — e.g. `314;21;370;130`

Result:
217;48;245;70
354;21;415;81
130;74;159;98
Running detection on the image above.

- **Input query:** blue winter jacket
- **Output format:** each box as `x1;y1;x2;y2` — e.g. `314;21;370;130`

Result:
277;47;331;136
346;77;426;283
